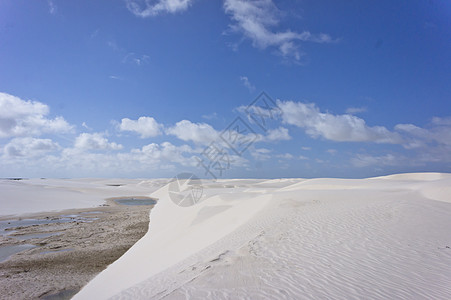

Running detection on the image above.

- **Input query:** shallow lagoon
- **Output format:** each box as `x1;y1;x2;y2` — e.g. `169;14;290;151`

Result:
114;197;157;206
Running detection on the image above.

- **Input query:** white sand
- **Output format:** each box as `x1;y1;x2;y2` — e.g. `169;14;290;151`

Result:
73;173;451;299
0;178;166;217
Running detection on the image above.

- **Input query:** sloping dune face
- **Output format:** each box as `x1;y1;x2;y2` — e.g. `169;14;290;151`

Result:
75;174;451;300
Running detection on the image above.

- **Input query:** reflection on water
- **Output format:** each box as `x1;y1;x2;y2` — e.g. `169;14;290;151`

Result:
0;213;100;262
114;197;157;206
0;219;66;236
0;215;97;237
0;244;35;263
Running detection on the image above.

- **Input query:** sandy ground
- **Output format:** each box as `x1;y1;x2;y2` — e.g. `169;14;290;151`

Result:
76;174;451;299
0;199;154;300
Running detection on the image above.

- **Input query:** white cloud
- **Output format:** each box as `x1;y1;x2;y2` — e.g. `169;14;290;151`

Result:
264;126;291;142
345;107;367;114
74;133;123;151
276;153;293;159
3;137;60;158
395;121;451;148
240;76;255;92
129;141;195;166
224;0;334;60
48;0;57;14
251;147;271;160
166;120;218;145
278;100;402;144
122;53;150;66
431;116;451;126
119;116;163;138
2;140;197;177
202;112;218;120
327;149;337;155
125;0;194;17
81;122;91;130
0;92;73;138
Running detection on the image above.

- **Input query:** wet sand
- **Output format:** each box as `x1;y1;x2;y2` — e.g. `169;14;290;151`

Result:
0;199;154;299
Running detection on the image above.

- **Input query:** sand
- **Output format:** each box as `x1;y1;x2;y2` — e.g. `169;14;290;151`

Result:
2;174;451;299
0;178;166;299
75;173;451;299
0;201;154;299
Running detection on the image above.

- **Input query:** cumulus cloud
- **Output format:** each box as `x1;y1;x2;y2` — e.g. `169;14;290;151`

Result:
394;119;451;162
240;76;255;92
119;116;163;138
166;120;219;145
224;0;334;60
278;100;402;144
74;133;123;151
264;127;291;142
125;0;194;17
251;147;271;160
130;141;195;166
3;137;60;158
0;92;73;138
276;153;293;159
431;116;451;126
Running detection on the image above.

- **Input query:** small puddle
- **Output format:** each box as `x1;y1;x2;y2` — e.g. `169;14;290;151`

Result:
13;232;62;241
40;248;73;255
41;289;79;300
0;215;97;237
0;244;35;263
114;197;157;206
80;211;104;215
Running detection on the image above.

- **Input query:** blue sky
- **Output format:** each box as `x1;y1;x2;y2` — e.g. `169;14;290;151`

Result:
0;0;450;179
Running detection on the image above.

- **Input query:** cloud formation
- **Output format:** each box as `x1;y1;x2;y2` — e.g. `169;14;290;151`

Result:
119;116;163;138
240;76;255;92
74;133;123;151
277;100;402;144
129;141;195;166
125;0;194;17
263;127;291;142
3;137;60;158
166;120;219;145
224;0;334;60
0;92;73;138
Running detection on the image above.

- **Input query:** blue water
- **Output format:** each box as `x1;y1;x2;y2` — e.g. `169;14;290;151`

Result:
0;244;35;263
114;197;157;206
0;215;97;237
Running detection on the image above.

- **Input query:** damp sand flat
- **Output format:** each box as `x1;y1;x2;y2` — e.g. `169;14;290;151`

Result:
0;199;156;299
0;244;35;263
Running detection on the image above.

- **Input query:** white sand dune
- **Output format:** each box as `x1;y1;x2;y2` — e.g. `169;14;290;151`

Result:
74;173;451;299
